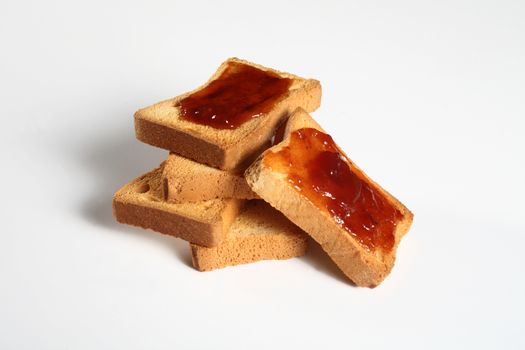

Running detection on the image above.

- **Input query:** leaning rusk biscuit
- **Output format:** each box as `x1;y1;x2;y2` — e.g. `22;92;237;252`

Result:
245;108;413;287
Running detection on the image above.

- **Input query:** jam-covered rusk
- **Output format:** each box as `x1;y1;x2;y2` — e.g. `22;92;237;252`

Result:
178;62;292;129
135;58;321;171
245;108;413;287
264;127;403;253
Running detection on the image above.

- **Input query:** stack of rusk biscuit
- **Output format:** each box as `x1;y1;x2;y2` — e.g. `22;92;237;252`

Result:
113;58;413;287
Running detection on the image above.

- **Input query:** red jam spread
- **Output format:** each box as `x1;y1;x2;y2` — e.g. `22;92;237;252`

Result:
177;62;292;129
264;128;403;252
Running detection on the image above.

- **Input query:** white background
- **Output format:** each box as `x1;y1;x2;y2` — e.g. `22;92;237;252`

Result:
1;0;524;348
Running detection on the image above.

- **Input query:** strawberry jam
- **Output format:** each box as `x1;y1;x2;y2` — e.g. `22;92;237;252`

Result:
264;128;403;252
177;62;292;129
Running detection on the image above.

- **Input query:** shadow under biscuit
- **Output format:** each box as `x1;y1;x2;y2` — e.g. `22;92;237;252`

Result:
72;119;193;268
300;238;353;286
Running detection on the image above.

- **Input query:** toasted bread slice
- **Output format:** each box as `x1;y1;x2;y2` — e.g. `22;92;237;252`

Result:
135;58;321;172
245;109;413;287
162;152;258;203
190;200;308;271
113;165;244;247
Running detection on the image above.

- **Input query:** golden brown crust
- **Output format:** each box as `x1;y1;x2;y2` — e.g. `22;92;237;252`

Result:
190;233;307;271
135;117;225;168
161;153;258;203
113;200;222;247
134;58;322;171
245;108;413;287
190;201;308;271
112;166;245;247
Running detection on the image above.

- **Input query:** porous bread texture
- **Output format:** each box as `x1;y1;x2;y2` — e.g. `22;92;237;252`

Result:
190;200;308;271
245;108;414;287
113;165;244;247
134;57;322;172
162;152;258;203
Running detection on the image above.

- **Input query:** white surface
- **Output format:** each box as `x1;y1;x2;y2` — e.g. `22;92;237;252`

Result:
1;0;524;348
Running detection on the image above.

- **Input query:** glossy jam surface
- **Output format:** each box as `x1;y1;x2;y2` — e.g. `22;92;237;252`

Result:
177;62;292;129
264;128;403;252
